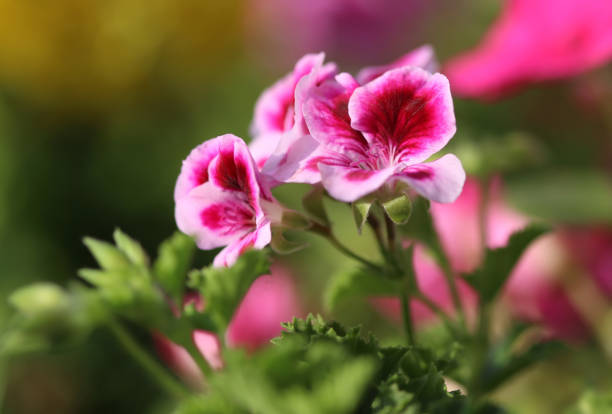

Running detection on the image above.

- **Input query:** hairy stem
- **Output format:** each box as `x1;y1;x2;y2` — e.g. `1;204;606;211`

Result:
108;319;189;399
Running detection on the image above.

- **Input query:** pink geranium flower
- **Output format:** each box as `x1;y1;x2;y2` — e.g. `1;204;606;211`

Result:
294;64;465;203
445;0;612;99
249;53;337;167
174;134;281;267
155;267;302;387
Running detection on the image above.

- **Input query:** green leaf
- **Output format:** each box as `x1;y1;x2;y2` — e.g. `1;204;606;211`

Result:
476;340;564;394
2;283;105;357
187;249;270;330
9;283;70;317
83;237;130;270
352;201;373;234
302;185;329;226
381;195;412;225
566;390;612;414
81;232;168;325
324;267;400;312
153;232;196;304
464;225;549;304
506;170;612;224
275;316;465;414
113;228;149;266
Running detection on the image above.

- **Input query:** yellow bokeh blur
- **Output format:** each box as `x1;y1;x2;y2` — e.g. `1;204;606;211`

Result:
0;0;243;114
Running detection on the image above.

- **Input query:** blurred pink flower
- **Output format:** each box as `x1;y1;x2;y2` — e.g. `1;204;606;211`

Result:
444;0;612;99
561;228;612;298
371;245;478;326
373;178;604;340
246;0;432;67
155;267;302;387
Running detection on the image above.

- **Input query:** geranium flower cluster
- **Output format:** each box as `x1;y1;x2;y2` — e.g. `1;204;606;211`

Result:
175;46;465;266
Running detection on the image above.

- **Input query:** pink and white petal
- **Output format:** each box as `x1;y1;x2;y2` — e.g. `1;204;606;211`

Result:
174;134;243;201
261;130;321;185
252;53;336;138
357;45;438;84
249;132;283;169
335;72;360;90
212;223;271;267
208;137;265;207
175;183;254;250
302;75;369;159
396;154;466;203
319;164;395;203
292;55;338;136
349;67;456;165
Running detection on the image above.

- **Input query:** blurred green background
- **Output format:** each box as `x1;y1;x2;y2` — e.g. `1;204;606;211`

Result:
0;0;610;413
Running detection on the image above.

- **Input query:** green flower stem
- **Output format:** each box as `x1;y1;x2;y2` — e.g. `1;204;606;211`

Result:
414;292;462;338
384;214;397;253
367;214;390;262
475;175;492;340
439;261;466;331
400;283;416;346
310;222;381;270
108;318;190;399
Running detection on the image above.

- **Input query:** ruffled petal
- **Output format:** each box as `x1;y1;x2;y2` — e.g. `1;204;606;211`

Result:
251;53;326;138
208;136;266;205
174;134;242;201
175;183;257;250
260;130;321;184
250;53;337;164
302;73;368;155
349;67;456;165
249;132;283;169
395;154;465;203
213;223;271;267
319;164;395;203
357;45;438;84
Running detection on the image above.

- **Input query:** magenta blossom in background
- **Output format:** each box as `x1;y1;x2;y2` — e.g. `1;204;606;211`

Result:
445;0;612;99
174;134;281;267
434;179;591;340
246;0;432;68
561;228;612;298
372;178;599;340
371;245;478;326
155;267;302;387
356;45;438;85
289;63;465;203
